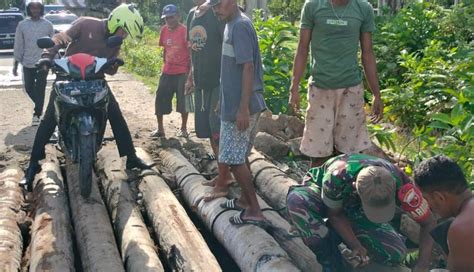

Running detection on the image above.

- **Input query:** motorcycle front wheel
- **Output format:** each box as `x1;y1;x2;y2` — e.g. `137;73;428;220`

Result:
79;134;95;198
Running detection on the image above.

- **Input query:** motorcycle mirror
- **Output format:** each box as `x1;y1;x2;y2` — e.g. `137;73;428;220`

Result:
37;37;55;49
106;36;123;48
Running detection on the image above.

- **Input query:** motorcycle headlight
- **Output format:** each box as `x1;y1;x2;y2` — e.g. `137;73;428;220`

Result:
94;87;108;103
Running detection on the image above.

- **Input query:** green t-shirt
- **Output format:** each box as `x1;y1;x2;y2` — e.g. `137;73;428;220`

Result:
300;0;375;89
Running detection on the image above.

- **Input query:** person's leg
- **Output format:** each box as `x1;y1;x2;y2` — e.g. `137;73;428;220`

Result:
194;88;211;138
33;68;48;117
22;67;36;104
176;74;188;133
22;91;58;190
230;163;263;220
107;90;150;170
219;115;264;220
157;115;165;135
300;85;336;168
334;84;372;155
107;91;135;157
351;218;407;266
287;186;344;270
203;86;232;200
154;74;173;136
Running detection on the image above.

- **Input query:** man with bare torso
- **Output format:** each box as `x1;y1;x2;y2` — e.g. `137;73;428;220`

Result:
415;155;474;272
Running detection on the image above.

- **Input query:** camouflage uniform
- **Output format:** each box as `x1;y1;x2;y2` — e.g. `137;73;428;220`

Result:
287;154;419;267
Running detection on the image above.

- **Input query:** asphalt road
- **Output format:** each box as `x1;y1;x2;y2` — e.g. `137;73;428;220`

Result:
0;50;21;86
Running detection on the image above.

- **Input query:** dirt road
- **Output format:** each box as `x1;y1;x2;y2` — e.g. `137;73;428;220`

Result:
0;66;205;173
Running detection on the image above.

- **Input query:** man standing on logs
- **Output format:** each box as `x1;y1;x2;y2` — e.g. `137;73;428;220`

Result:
287;154;435;271
414;155;474;272
210;0;268;226
185;0;233;200
289;0;384;168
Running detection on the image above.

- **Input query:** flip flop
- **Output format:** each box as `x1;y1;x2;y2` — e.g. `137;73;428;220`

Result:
287;226;301;237
220;198;244;211
205;152;216;160
229;210;270;228
203;190;229;202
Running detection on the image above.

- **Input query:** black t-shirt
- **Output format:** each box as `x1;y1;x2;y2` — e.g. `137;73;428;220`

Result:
186;7;224;90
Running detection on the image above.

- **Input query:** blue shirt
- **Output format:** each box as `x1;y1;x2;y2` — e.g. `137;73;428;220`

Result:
220;12;266;121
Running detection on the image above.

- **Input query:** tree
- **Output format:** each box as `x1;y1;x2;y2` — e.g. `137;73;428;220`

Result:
0;0;23;10
267;0;304;24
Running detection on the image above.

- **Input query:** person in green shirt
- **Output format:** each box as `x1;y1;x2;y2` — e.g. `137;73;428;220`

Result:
289;0;384;167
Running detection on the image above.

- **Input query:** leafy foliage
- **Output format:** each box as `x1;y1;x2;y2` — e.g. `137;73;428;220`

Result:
267;0;304;24
372;2;473;179
121;27;163;88
253;10;308;114
85;0;193;26
0;0;22;9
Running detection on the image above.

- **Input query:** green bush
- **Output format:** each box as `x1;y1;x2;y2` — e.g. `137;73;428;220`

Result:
267;0;305;24
253;11;308;114
121;27;163;88
371;2;473;179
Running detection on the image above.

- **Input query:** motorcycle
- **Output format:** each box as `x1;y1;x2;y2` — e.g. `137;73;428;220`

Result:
37;36;124;198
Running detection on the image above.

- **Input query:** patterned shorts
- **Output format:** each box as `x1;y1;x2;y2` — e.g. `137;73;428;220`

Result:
219;113;260;165
300;84;372;158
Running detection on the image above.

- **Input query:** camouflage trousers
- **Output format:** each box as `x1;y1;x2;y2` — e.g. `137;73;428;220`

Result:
286;185;407;266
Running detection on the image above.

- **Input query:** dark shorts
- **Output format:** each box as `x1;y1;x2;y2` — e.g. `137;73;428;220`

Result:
194;86;220;139
155;73;187;115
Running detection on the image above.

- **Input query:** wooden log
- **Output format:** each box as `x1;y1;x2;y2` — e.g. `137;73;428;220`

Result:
225;186;321;272
29;146;75;271
154;148;301;272
65;162;124;272
135;148;221;272
96;146;164;272
0;168;24;271
248;151;298;210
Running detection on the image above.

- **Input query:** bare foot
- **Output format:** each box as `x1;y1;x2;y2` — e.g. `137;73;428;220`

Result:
203;187;229;202
201;175;233;187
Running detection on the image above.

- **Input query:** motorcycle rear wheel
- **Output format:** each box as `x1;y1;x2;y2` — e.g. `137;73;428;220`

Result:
79;134;95;198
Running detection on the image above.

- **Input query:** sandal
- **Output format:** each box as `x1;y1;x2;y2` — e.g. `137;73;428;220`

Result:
206;152;216;160
150;129;165;138
176;129;189;138
287;225;301;237
220;198;244;211
229;210;270;228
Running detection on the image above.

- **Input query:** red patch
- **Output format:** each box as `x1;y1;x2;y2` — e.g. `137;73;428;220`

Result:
68;53;95;79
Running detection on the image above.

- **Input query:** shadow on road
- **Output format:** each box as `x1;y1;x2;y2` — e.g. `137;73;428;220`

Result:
4;125;37;154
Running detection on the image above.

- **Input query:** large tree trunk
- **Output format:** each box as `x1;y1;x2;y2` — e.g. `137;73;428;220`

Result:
135;148;221;272
154;148;301;272
248;151;298;211
65;162;124;272
29;146;75;272
0;168;24;271
96;146;164;272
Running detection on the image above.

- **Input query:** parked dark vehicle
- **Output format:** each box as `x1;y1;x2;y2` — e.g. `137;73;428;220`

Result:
44;4;66;13
44;11;78;33
37;36;124;197
0;11;24;49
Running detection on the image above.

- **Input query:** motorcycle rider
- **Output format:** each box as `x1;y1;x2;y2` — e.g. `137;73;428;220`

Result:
21;4;151;191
